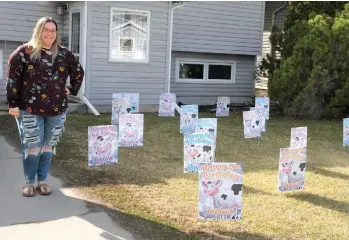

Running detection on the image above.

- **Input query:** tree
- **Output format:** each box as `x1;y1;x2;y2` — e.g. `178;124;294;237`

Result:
260;2;349;118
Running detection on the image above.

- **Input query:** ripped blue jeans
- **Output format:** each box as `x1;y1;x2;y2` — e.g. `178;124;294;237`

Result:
16;110;67;184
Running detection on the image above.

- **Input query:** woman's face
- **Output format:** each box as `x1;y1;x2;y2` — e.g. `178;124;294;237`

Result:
42;22;57;48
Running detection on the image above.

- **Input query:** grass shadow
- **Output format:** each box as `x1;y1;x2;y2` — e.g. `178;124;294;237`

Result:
189;231;274;240
243;185;276;196
311;167;349;180
100;199;276;240
286;193;349;215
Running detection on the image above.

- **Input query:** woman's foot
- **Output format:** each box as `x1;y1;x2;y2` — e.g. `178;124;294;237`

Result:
22;184;36;197
36;181;52;195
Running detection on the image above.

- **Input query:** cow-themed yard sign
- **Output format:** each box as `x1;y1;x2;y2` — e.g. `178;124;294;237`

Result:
216;97;230;117
119;114;144;147
111;93;139;124
250;107;266;132
198;162;243;220
88;125;118;166
180;105;199;133
243;111;262;139
255;97;270;120
195;118;218;139
290;127;307;148
278;147;307;192
183;132;216;173
158;93;176;117
344;118;349;146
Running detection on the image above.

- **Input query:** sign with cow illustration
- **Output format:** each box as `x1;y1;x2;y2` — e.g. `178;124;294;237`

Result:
111;93;139;124
243;111;261;139
216;97;230;117
278;147;307;192
199;162;243;220
290;127;307;148
118;114;144;147
250;107;266;132
344;118;349;146
180;105;199;133
255;97;270;120
158;93;176;117
195;118;218;139
184;132;216;173
88;125;118;166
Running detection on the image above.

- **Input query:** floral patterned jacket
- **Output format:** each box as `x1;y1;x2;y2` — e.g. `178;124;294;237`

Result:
6;44;84;116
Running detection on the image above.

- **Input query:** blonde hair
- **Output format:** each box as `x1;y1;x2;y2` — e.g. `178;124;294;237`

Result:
27;16;61;61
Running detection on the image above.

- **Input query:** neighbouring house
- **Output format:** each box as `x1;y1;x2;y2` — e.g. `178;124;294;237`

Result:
256;1;287;90
0;1;266;114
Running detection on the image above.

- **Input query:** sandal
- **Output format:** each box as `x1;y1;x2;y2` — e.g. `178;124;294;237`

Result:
22;184;36;197
36;182;52;195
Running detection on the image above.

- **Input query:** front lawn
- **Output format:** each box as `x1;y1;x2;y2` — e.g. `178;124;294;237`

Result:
1;112;348;240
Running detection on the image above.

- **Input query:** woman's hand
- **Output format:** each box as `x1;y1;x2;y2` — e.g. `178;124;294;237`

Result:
65;87;70;95
9;107;20;118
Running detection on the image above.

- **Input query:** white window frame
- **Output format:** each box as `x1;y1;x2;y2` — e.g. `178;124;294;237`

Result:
175;60;206;83
175;59;236;84
0;49;3;79
109;7;151;63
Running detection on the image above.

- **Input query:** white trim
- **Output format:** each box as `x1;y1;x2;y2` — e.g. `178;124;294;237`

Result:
175;58;236;84
0;49;3;79
81;1;87;96
109;7;151;63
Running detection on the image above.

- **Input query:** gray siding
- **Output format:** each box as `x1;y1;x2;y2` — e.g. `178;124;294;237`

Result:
0;41;23;102
0;1;64;42
171;52;255;105
256;1;287;89
172;1;264;56
86;1;169;106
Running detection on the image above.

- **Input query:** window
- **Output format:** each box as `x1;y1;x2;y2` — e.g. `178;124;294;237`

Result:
179;62;204;81
176;59;236;84
109;7;151;63
208;64;232;81
70;12;81;62
0;49;3;79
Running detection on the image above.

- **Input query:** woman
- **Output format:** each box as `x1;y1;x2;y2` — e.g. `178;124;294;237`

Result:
6;16;84;197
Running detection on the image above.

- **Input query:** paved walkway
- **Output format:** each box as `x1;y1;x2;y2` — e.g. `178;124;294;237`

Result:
0;134;135;240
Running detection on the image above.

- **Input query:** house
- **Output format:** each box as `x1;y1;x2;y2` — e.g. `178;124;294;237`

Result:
0;1;266;114
256;1;287;90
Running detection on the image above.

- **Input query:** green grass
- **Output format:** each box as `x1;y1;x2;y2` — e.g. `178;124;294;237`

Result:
1;112;348;240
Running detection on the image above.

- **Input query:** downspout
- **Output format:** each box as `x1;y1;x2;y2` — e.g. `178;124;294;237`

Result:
78;1;100;116
271;1;288;27
166;1;184;94
271;1;288;56
166;1;184;113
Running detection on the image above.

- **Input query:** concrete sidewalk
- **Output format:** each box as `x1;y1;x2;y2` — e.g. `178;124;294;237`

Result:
0;135;135;240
